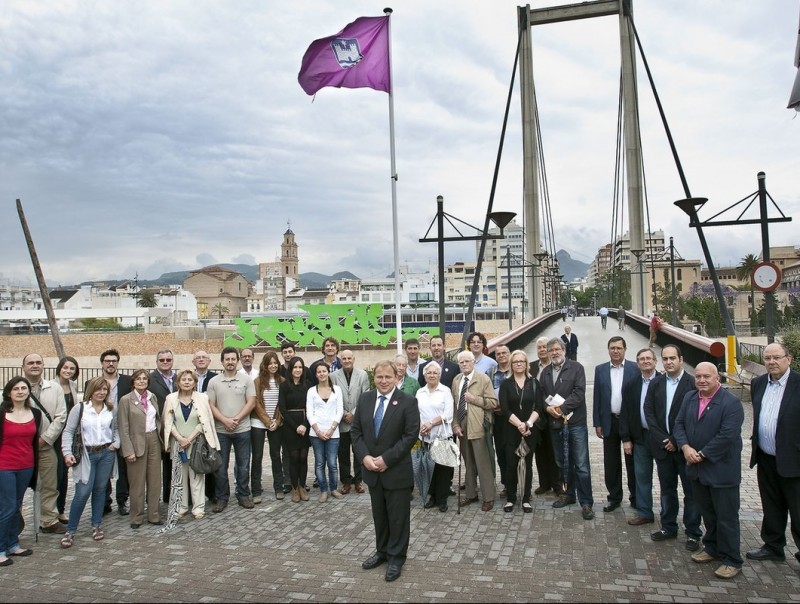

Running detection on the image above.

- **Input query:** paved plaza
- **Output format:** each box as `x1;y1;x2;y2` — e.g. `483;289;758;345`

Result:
4;318;799;602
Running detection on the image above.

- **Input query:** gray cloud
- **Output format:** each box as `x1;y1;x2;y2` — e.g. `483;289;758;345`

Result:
0;1;797;287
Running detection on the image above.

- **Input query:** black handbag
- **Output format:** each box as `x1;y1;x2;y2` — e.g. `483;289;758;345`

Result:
189;433;222;475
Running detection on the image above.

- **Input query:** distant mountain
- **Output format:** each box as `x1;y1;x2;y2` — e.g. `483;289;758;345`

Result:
556;250;589;281
134;266;360;289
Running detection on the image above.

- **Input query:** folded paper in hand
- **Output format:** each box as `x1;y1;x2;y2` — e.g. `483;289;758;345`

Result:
546;394;565;407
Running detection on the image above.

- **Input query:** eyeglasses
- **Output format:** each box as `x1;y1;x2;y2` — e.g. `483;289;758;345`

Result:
158;358;172;363
763;355;788;362
103;360;119;364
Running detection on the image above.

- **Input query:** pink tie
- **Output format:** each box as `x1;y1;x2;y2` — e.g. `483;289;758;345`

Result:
140;392;148;411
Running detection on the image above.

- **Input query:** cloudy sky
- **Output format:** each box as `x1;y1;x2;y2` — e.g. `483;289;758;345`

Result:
1;0;797;287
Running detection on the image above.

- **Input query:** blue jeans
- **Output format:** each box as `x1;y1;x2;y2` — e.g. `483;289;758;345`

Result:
68;448;115;533
655;451;702;538
0;467;33;556
550;424;593;506
632;441;654;520
310;437;340;493
215;431;252;502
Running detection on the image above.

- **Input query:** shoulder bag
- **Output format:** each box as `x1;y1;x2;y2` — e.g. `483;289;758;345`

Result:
429;419;460;468
189;432;222;475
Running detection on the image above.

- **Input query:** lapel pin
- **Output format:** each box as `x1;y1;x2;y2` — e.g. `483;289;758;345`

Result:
392;400;398;406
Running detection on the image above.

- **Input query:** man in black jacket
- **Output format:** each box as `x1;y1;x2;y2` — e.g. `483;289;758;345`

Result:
644;344;700;550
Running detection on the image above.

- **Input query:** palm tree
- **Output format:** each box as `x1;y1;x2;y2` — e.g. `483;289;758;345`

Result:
212;303;229;320
137;290;158;308
736;253;759;324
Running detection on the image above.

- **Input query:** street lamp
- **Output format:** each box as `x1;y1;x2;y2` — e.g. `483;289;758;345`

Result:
419;196;515;343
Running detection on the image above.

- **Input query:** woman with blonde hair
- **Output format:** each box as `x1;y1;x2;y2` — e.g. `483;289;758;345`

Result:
60;376;119;548
118;369;162;529
162;369;219;521
498;350;545;514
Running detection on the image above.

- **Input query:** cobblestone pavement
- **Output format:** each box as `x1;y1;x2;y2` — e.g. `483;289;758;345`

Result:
5;319;800;602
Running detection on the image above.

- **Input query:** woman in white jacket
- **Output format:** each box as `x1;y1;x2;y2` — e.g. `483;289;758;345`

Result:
162;369;220;520
306;364;343;503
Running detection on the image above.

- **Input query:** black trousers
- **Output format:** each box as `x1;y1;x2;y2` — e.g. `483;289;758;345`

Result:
106;450;129;507
756;450;800;553
493;417;507;487
428;460;454;505
337;431;362;485
691;480;742;568
161;452;172;503
534;427;560;492
603;415;636;505
368;480;411;566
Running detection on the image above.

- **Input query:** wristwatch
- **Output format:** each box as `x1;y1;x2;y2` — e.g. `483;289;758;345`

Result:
526;419;534;428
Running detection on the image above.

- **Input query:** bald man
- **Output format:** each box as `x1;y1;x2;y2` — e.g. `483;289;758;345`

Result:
674;362;744;580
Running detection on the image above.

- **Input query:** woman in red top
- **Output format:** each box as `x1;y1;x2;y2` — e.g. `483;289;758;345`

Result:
0;376;41;567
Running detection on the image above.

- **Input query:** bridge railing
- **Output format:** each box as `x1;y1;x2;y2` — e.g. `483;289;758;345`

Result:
622;311;725;368
486;310;561;355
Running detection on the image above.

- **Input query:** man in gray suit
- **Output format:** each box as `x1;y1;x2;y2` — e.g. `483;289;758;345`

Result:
330;350;371;495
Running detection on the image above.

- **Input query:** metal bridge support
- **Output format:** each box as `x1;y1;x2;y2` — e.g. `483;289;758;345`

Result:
519;0;647;316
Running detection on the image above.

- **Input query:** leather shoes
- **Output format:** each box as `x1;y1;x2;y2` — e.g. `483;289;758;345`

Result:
685;538;701;552
362;553;387;570
424;499;437;509
627;515;654;526
714;564;741;579
340;483;351;495
130;523;141;529
354;482;366;494
458;496;478;507
385;564;402;582
40;522;66;534
481;500;494;512
581;505;595;520
746;546;785;561
438;503;448;513
602;502;620;513
552;495;576;508
651;529;678;541
534;486;551;495
118;503;130;516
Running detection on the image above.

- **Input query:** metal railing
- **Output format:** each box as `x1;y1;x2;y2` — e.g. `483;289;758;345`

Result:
0;367;137;394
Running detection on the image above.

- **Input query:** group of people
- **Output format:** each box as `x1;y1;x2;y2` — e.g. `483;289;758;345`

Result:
1;333;798;585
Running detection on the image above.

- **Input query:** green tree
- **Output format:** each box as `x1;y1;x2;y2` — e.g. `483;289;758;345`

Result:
735;253;759;323
212;303;229;319
137;290;158;308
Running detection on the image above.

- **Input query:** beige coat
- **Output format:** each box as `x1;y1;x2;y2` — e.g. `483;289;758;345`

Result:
118;390;163;458
451;371;497;440
162;391;220;452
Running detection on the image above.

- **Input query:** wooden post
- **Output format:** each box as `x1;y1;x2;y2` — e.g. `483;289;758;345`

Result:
16;199;66;358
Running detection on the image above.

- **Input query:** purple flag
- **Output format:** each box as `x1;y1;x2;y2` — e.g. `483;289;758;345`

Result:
298;16;390;96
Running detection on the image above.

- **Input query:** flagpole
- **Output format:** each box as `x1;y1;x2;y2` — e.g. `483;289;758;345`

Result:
384;7;402;355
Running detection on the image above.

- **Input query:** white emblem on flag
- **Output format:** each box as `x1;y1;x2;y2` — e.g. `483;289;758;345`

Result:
331;38;363;68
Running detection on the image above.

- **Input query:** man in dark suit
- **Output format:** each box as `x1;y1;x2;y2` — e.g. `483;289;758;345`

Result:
746;342;800;564
592;336;639;513
674;362;744;580
352;359;419;583
561;324;578;361
529;337;560;496
150;349;176;503
418;335;459;388
193;350;218;503
619;348;658;526
92;349;132;516
644;344;700;550
192;350;218;393
540;337;594;520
